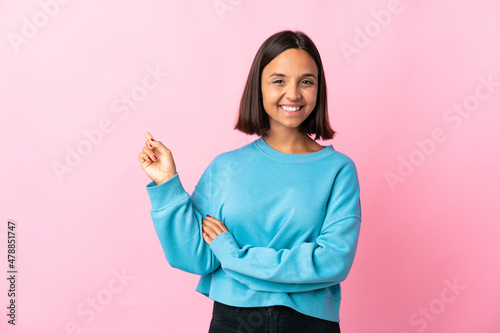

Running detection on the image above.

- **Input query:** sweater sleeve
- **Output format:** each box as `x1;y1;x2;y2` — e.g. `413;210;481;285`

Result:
146;165;221;276
208;161;362;293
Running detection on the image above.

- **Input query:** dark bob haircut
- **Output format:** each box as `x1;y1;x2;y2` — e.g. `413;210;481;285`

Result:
234;30;335;141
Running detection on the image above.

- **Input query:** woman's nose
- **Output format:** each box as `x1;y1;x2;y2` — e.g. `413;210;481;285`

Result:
285;84;301;100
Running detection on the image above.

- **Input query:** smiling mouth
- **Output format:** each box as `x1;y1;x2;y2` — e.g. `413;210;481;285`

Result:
280;105;303;112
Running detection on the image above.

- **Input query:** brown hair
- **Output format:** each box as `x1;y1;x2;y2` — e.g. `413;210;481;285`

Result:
234;30;335;141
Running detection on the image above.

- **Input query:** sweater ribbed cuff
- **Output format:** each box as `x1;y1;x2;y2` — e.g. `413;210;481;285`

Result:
146;173;188;211
209;232;240;262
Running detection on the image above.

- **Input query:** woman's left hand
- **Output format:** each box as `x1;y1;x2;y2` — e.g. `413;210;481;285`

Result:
202;215;229;245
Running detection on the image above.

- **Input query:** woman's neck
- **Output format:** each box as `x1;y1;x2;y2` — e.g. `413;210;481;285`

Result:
262;130;321;154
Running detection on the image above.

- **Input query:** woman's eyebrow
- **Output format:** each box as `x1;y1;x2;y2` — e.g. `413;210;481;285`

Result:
269;73;317;79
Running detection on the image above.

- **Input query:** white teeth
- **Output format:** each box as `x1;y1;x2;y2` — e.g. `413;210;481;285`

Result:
281;105;301;112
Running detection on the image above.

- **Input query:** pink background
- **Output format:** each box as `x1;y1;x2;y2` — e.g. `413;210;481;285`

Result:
1;0;499;332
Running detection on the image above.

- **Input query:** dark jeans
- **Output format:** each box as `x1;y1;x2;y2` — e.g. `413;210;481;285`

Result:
208;301;341;333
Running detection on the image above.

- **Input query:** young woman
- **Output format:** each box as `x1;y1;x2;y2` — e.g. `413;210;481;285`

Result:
138;30;362;333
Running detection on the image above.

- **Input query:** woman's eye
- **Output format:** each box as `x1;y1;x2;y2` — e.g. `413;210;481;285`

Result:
272;79;314;85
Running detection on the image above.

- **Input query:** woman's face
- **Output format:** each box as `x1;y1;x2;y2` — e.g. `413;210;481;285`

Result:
261;48;318;134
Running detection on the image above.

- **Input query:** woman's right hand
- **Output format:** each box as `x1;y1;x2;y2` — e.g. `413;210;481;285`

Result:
138;132;177;185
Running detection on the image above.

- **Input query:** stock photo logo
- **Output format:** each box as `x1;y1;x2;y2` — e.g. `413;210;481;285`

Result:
401;277;467;333
7;0;73;54
4;220;18;325
385;74;498;191
213;0;244;20
339;0;403;64
54;267;135;333
51;65;169;182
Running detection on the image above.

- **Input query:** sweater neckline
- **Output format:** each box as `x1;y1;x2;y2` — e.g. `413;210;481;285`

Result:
254;136;335;163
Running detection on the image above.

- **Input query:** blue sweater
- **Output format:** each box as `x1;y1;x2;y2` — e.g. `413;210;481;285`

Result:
146;136;362;322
